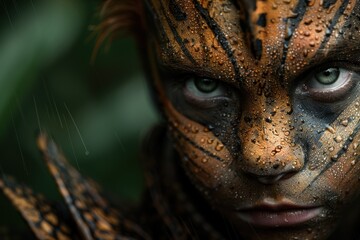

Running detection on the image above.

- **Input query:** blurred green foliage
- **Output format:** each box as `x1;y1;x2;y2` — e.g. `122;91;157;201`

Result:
0;0;158;229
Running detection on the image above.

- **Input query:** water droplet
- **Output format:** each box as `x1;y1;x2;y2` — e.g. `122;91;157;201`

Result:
325;124;336;134
285;19;293;39
325;28;331;36
353;143;359;149
334;136;343;143
341;119;349;127
215;142;224;151
303;49;309;57
304;18;313;25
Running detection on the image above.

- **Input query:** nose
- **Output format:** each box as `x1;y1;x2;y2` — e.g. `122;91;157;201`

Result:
238;116;305;184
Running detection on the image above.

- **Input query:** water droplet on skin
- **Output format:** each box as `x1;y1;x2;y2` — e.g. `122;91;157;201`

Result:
351;160;356;166
328;146;334;152
341;119;349;127
191;126;199;133
304;18;313;25
325;124;336;134
306;0;316;6
353;143;359;149
303;49;309;57
215;142;224;151
334;136;343;143
315;27;323;33
309;165;317;170
285;19;293;39
331;155;338;161
202;158;208;163
325;28;331;36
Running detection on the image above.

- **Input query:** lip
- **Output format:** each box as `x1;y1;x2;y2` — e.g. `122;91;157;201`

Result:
237;199;322;228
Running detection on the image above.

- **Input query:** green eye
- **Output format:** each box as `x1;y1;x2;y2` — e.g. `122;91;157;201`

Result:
194;78;218;93
314;68;340;85
184;77;226;100
300;67;355;103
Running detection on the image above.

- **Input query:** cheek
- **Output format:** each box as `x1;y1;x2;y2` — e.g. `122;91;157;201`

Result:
299;98;360;202
163;102;234;189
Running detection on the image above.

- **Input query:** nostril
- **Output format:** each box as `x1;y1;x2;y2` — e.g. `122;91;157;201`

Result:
258;174;285;184
272;163;280;170
247;172;297;184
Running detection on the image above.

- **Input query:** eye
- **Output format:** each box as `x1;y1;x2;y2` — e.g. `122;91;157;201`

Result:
184;77;227;99
194;78;218;93
314;68;339;85
182;77;232;108
301;67;355;102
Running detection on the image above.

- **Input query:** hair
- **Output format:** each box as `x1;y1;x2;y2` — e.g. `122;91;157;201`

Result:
94;0;145;59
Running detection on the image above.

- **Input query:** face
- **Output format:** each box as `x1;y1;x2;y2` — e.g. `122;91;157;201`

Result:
143;0;360;239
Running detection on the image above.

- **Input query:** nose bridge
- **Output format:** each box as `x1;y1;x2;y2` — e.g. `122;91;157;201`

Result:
238;92;304;181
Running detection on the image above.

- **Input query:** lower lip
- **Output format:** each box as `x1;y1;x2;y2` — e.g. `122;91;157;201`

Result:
237;207;322;227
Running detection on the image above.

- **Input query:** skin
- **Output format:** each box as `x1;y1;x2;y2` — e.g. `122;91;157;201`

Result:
142;0;360;239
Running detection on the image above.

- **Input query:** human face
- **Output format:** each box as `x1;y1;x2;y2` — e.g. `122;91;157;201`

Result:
144;0;360;239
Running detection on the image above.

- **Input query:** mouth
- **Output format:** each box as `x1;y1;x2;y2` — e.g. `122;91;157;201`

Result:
236;200;322;228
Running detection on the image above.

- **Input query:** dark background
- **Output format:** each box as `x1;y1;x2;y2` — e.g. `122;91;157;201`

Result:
0;0;158;229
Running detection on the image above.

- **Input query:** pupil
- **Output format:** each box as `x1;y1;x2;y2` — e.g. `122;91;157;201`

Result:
323;70;331;76
194;78;218;93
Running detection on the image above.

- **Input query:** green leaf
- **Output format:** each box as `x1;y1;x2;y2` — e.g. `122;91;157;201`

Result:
0;0;85;137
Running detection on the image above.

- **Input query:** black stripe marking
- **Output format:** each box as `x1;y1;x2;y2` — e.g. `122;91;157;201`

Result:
171;125;226;162
254;38;263;60
160;1;197;65
257;13;267;27
280;0;309;75
318;0;350;51
302;117;360;193
183;152;212;178
169;0;187;21
323;0;337;9
192;0;241;82
144;1;170;46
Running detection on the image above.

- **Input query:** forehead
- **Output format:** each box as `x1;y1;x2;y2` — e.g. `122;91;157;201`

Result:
145;0;360;86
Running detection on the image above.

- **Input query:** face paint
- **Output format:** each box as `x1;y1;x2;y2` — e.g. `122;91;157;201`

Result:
143;0;360;239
